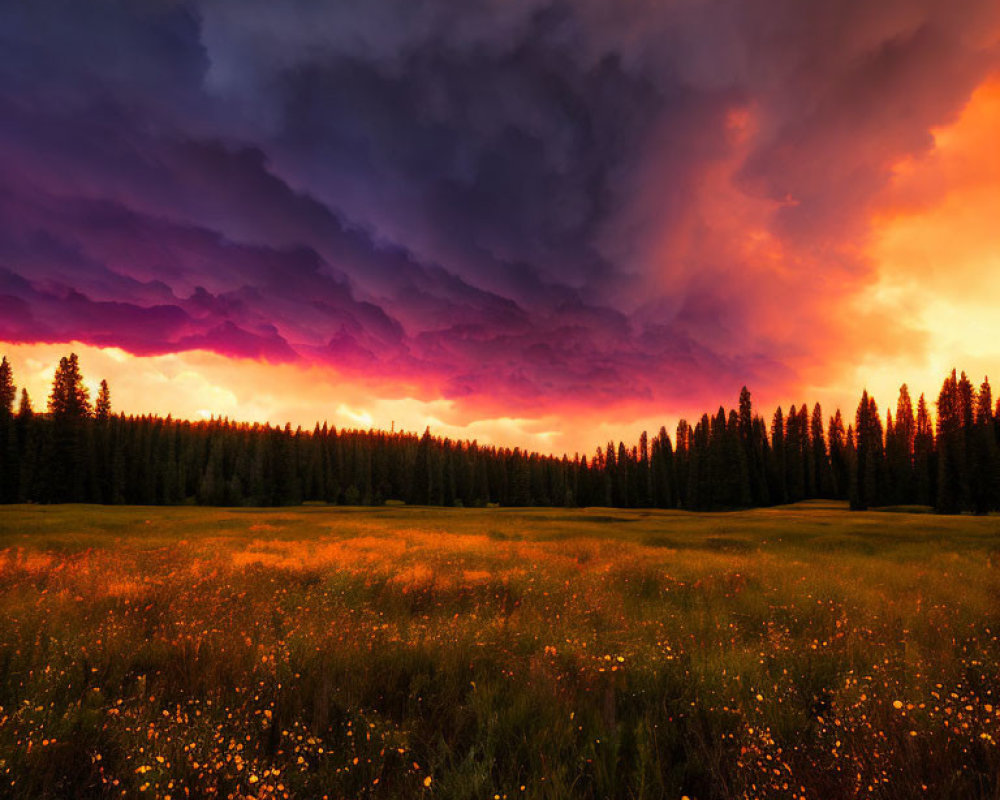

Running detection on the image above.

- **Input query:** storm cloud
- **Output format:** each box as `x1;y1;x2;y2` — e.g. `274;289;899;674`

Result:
1;0;998;414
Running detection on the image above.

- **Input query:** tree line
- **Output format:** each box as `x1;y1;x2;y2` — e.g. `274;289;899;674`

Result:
0;353;998;513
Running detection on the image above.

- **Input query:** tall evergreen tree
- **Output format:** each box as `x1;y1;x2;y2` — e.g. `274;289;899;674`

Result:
785;405;804;502
738;386;768;504
0;357;14;419
827;410;847;500
15;389;38;502
770;407;787;505
650;426;675;508
971;377;997;514
725;408;752;507
615;441;629;507
707;409;728;508
510;449;531;506
850;391;884;510
935;371;962;514
637;430;652;507
17;389;32;419
738;386;753;439
886;385;916;504
688;414;711;510
674;420;691;507
797;404;814;498
95;380;112;421
42;354;94;501
411;427;433;504
0;357;16;502
913;393;935;506
957;371;976;511
810;403;829;497
750;415;772;505
48;354;92;418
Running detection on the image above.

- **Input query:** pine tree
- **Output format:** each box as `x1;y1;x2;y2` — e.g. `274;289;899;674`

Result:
956;371;976;511
95;380;112;421
971;377;997;514
828;411;847;500
615;441;629;507
738;387;752;436
15;404;38;502
638;430;652;507
785;405;804;502
650;426;675;508
868;394;885;504
0;357;14;419
750;415;772;505
0;357;15;502
810;403;829;497
48;354;92;418
770;407;787;505
510;449;531;506
914;393;935;506
707;409;728;508
845;424;857;504
886;385;915;504
885;406;897;502
674;420;691;507
851;391;884;510
688;414;711;510
411;427;432;504
17;389;32;419
42;354;93;501
935;371;962;514
738;386;768;504
726;408;752;507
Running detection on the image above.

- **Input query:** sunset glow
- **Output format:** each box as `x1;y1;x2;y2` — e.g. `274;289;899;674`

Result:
858;76;1000;405
2;3;1000;452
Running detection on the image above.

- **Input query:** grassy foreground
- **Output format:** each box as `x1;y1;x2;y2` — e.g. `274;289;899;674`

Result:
1;503;999;800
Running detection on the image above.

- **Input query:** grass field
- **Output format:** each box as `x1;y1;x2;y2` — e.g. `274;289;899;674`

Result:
1;502;999;799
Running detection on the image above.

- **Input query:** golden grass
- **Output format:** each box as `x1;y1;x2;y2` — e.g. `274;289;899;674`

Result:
0;502;998;799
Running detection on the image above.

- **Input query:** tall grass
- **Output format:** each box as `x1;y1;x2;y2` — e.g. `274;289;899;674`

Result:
1;502;999;799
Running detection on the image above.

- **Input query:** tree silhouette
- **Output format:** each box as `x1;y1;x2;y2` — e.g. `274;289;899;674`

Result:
770;407;787;505
41;353;95;501
935;371;962;514
17;389;32;419
886;385;915;504
650;426;675;508
95;380;112;421
827;410;847;500
0;357;14;419
971;377;997;514
3;352;999;515
785;405;805;502
48;354;92;419
913;393;935;506
810;403;829;498
0;357;16;502
411;427;433;504
850;391;884;510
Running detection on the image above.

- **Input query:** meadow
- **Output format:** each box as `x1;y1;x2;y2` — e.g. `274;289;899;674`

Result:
1;502;999;800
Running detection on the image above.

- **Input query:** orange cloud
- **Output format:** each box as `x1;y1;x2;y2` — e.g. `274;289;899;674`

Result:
847;74;1000;411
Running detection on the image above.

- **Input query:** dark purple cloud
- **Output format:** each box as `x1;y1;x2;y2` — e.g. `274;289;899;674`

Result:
0;0;998;414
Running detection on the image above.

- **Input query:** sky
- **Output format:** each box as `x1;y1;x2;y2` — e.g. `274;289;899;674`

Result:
1;0;999;455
